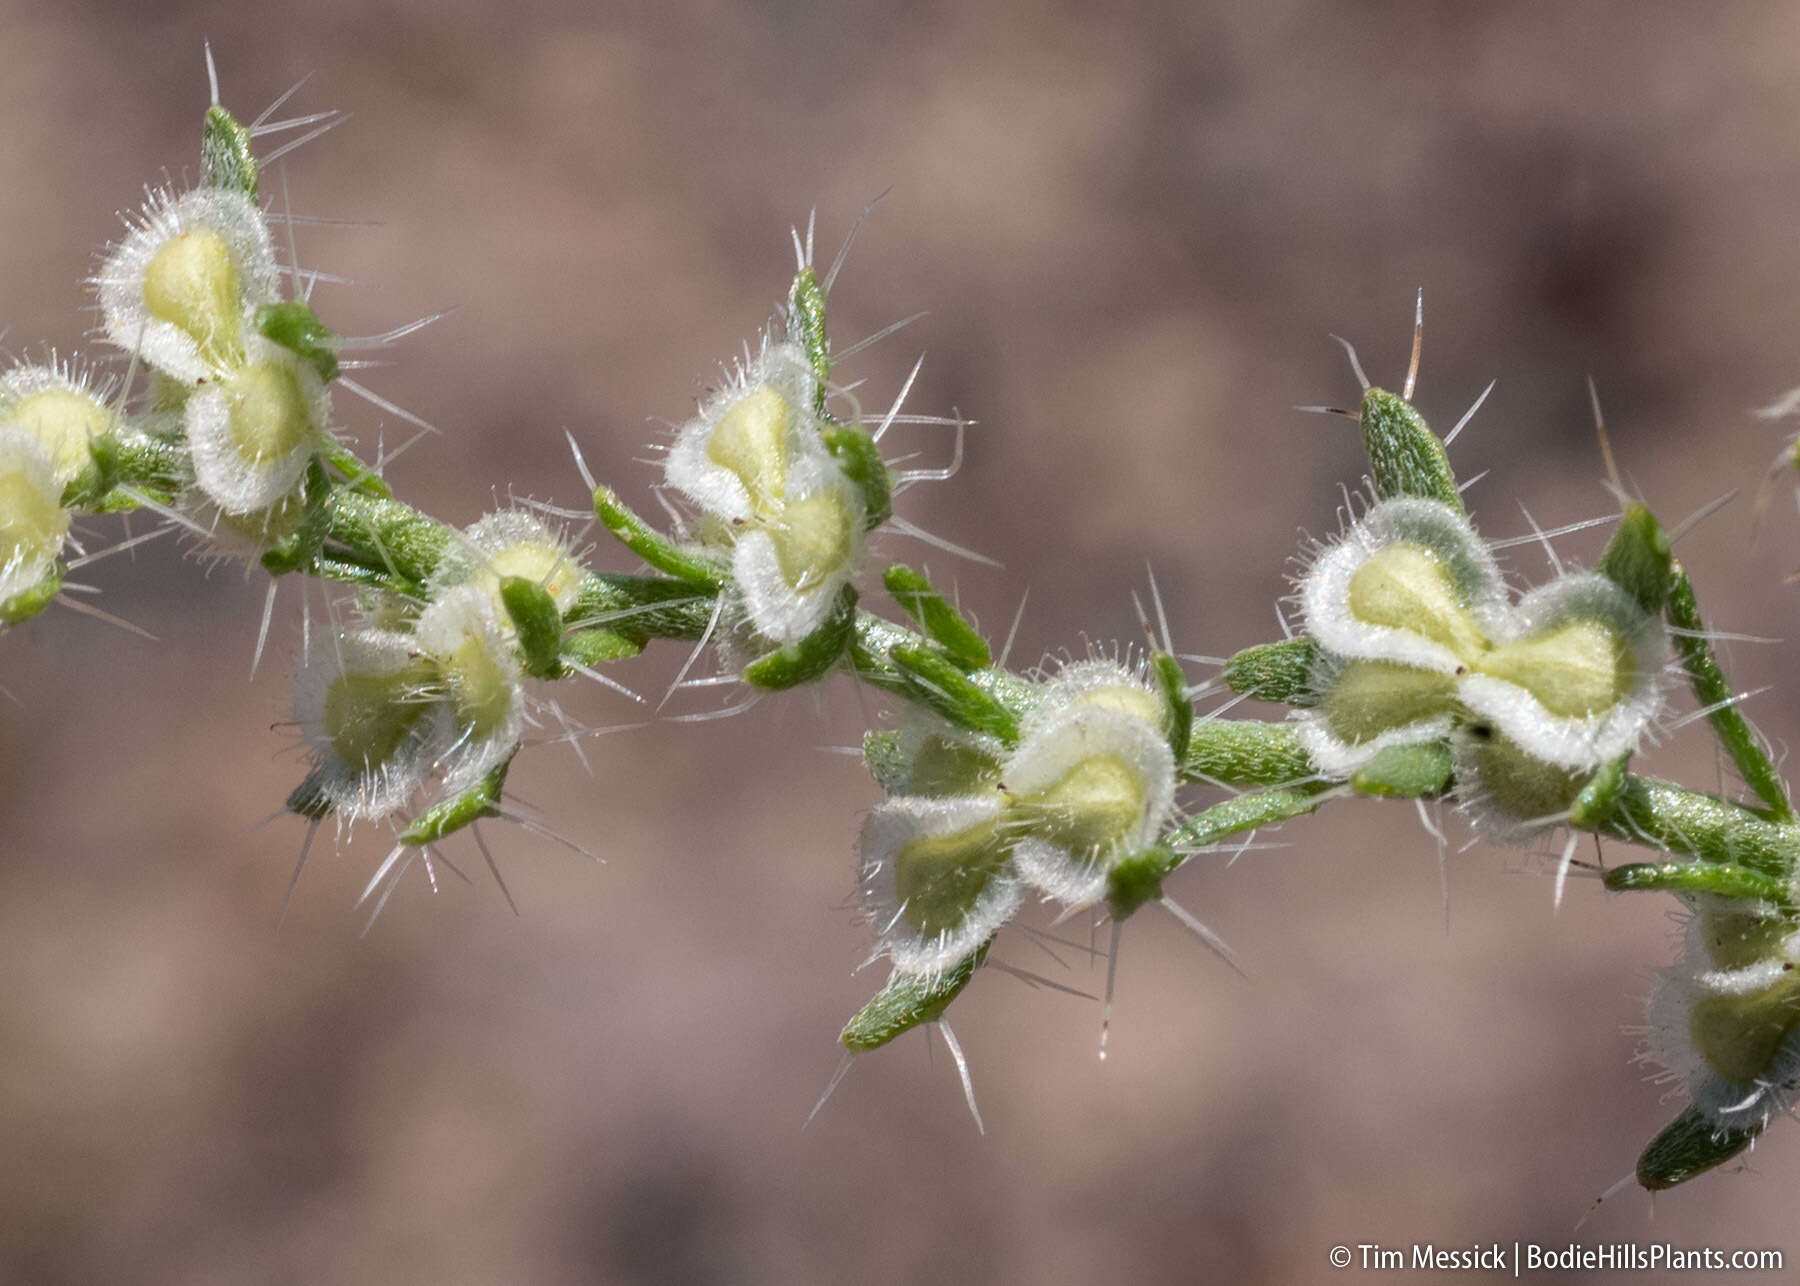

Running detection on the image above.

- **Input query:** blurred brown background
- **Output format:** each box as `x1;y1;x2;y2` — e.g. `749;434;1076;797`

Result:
4;2;1800;1282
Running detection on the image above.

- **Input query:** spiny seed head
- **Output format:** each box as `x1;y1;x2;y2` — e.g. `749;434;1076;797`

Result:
858;793;1021;978
95;186;280;383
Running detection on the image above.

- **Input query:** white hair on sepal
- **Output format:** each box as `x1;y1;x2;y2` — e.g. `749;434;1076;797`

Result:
414;585;528;796
664;336;821;523
430;508;587;621
884;709;1006;799
0;428;71;602
1643;942;1800;1135
728;466;865;645
94;185;281;383
1014;656;1166;745
184;335;333;515
292;627;453;825
1001;704;1178;909
0;358;121;486
857;793;1022;980
1300;496;1506;675
1456;571;1670;773
1295;708;1456;780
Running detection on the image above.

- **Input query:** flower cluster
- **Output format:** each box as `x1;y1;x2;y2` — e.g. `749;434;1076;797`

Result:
857;658;1180;980
1296;495;1669;836
665;336;868;649
293;509;584;826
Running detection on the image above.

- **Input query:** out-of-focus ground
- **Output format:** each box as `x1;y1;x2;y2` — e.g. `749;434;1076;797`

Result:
4;3;1800;1282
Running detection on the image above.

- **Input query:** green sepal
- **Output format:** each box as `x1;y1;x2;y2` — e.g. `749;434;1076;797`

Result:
1350;741;1453;798
1635;1106;1762;1190
261;458;336;577
741;587;859;690
1224;638;1320;708
285;768;334;820
789;265;831;415
501;576;566;680
202;103;258;198
840;941;989;1054
0;563;63;626
258;301;339;382
1597;503;1671;616
862;729;908;794
567;574;719;643
1360;387;1463;514
1667;565;1793;821
400;755;515;846
58;433;123;510
322;445;393;500
561;627;645;667
1107;846;1173;920
86;433;186;511
1152;652;1193;762
883;564;989;669
591;485;722;588
150;373;192;415
1602;860;1790;904
1569;754;1629;829
888;644;1020;744
824;425;892;529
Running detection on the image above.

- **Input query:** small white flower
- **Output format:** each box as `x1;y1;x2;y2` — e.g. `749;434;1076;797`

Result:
0;362;118;486
414;586;527;793
665;338;820;523
432;509;586;628
0;428;70;606
858;792;1021;978
185;336;332;514
1456;572;1668;772
1301;496;1505;675
293;628;450;822
1003;703;1177;908
95;186;280;383
729;466;865;643
1645;924;1800;1134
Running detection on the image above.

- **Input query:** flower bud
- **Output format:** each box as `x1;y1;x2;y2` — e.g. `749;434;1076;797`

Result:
731;468;865;643
414;586;526;791
433;510;586;628
665;340;819;523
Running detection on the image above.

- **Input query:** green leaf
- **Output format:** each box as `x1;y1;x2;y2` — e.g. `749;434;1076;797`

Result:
561;627;645;666
741;587;859;690
1350;741;1453;798
1602;860;1790;904
789;265;831;415
824;425;893;529
888;643;1020;744
592;485;723;587
883;565;989;668
1635;1106;1761;1191
202;103;258;198
258;301;339;383
1569;754;1629;829
1224;638;1320;707
0;564;63;627
401;756;514;846
840;942;988;1053
1152;651;1192;762
501;576;566;680
1360;387;1463;513
1597;503;1671;616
